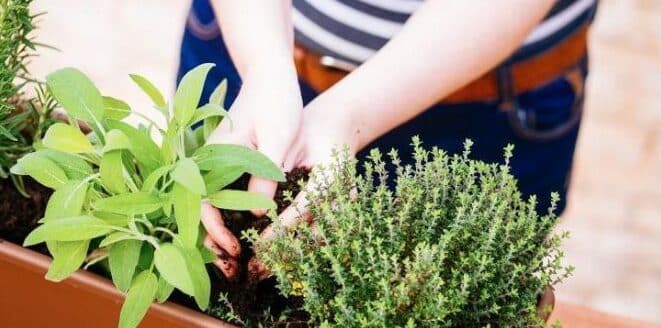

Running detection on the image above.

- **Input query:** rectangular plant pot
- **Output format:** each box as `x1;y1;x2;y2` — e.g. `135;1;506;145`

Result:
0;239;234;328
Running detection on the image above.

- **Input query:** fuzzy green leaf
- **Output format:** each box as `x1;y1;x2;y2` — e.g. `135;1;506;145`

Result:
93;192;161;215
208;190;276;212
194;144;284;182
23;216;113;246
103;96;131;120
110;240;143;292
209;79;227;106
154;243;194;296
38;149;93;180
43;123;93;154
179;245;211;310
103;129;131;153
46;240;90;282
105;119;162;176
190;103;228;126
155;275;175;303
174;63;214;127
140;165;172;193
100;151;128;194
171;158;206;195
118;270;158;328
44;180;88;220
99;231;136;247
46;67;105;141
172;182;201;248
203;166;243;194
13;153;68;189
129;74;166;109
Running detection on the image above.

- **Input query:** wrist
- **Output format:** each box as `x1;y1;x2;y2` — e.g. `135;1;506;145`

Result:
240;56;298;89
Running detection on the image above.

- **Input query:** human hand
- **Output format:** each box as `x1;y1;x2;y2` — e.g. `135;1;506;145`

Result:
201;72;303;279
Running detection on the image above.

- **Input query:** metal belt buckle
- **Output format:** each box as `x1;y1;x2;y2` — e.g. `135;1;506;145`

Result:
319;55;358;72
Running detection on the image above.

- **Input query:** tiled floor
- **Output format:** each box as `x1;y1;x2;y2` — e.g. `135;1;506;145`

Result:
28;0;661;323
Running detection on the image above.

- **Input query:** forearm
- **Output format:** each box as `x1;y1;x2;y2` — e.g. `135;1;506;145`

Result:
325;0;555;150
211;0;297;84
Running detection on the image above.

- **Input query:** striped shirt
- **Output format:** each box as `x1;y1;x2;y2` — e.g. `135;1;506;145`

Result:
187;0;598;69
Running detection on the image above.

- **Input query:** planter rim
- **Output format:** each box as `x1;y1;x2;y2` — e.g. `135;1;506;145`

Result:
0;238;235;328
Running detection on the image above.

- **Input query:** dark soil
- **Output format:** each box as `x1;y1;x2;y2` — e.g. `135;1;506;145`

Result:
211;167;310;327
0;177;51;251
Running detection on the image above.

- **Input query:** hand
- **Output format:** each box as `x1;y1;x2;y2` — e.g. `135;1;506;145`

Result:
202;72;303;279
248;92;362;280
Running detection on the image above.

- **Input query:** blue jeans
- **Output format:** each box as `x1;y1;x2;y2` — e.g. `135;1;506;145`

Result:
178;13;587;215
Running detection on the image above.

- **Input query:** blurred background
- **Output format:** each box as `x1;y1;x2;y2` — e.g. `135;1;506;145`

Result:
28;0;660;324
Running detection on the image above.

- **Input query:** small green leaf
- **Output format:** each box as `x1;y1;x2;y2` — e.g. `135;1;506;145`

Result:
93;192;161;215
38;149;93;180
129;74;167;109
110;240;143;292
203;166;243;193
179;245;211;310
94;211;131;227
200;246;216;264
105;119;162;176
194;144;284;182
44;180;88;220
172;183;201;248
103;96;131;120
14;153;68;189
23;216;113;246
43;123;93;154
190;103;228;126
99;231;136;247
209;79;227;106
141;165;172;193
103;129;131;152
100;151;128;194
155;276;175;303
154;243;194;296
46;67;106;142
174;63;214;127
118;270;158;328
171;158;206;195
46;240;90;282
208;190;276;212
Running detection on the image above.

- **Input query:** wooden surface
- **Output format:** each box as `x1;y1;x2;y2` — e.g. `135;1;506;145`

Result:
551;302;661;328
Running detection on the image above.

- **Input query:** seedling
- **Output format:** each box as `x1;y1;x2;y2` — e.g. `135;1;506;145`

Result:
12;64;284;328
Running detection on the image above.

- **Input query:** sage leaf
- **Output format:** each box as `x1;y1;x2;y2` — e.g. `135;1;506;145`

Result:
44;179;88;220
194;144;284;182
38;149;93;180
179;245;210;310
174;63;214;127
13;153;68;189
208;190;276;212
129;74;166;109
103;96;131;120
94;211;131;227
103;129;131;152
110;239;143;292
171;158;206;195
172;182;201;248
99;231;136;247
155;275;175;303
190;103;228;126
154;243;194;296
105;119;162;176
118;270;158;328
100;151;128;194
203;165;243;193
140;165;172;193
46;240;90;282
46;67;105;142
23;215;113;246
200;246;216;264
208;79;227;106
43;123;93;154
93;192;161;215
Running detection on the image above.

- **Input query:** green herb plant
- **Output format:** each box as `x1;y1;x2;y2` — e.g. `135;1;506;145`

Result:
0;0;56;190
251;138;573;327
12;63;284;328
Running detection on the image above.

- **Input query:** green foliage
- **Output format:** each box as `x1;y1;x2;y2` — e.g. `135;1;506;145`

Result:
0;0;56;187
253;138;573;327
13;64;284;328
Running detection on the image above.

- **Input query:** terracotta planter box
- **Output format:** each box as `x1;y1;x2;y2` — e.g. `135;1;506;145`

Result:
0;239;234;328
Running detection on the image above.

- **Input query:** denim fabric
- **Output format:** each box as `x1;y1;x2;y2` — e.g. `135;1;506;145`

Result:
178;12;587;216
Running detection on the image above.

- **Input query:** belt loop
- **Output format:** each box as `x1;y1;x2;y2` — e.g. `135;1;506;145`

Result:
496;61;517;112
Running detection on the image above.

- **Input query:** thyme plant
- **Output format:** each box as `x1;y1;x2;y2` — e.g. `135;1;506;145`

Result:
13;64;284;328
253;138;573;327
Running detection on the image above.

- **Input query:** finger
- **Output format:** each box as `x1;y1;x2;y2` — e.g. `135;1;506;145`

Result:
248;143;287;217
214;257;240;281
200;201;241;258
247;256;271;283
261;190;311;242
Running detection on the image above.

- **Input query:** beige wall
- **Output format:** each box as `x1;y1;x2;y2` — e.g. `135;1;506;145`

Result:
29;0;661;323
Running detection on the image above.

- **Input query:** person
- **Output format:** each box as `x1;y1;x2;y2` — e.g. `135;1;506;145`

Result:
177;0;599;279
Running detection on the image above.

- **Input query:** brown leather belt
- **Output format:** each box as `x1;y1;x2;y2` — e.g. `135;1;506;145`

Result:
294;24;589;104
